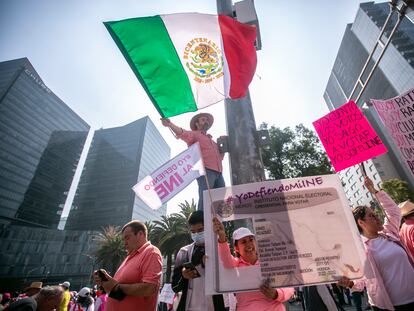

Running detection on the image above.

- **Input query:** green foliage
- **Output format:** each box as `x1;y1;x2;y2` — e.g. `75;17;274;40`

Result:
177;199;197;219
259;123;333;179
145;221;157;244
93;226;126;274
148;201;196;282
380;178;414;203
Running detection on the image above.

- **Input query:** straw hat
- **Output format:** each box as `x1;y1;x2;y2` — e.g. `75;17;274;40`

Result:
399;200;414;217
24;282;42;291
190;113;214;131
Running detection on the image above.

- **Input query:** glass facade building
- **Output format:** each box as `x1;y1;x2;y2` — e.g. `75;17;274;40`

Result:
0;223;96;291
0;58;89;228
0;58;94;291
324;2;414;206
65;117;170;231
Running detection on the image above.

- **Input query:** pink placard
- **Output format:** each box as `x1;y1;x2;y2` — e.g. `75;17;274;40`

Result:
371;88;414;178
313;101;387;171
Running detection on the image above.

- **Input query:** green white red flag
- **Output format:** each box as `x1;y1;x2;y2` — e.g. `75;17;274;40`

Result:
105;13;257;117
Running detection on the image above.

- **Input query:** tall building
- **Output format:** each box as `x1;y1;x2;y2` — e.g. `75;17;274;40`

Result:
65;117;170;231
0;223;96;291
0;58;89;228
0;57;93;291
324;1;414;206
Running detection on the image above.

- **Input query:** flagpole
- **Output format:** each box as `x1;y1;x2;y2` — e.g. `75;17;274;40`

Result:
217;0;265;186
203;174;217;218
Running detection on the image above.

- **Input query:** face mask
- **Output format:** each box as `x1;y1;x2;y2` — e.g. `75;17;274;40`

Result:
191;232;205;245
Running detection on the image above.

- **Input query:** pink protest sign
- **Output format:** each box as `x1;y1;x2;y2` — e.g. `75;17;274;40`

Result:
313;101;387;171
372;88;414;178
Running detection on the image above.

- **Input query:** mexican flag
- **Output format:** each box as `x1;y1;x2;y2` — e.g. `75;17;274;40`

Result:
104;13;257;117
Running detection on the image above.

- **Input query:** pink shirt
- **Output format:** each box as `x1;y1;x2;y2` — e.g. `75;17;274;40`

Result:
400;219;414;259
352;191;414;310
178;130;223;173
106;241;162;311
217;242;294;311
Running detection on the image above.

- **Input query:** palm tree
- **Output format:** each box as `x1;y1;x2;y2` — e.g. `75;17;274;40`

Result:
93;226;126;274
177;199;197;219
145;220;158;245
144;201;196;282
152;213;192;282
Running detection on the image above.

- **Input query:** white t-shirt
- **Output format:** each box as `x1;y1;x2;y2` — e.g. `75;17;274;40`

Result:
187;264;214;311
370;236;414;305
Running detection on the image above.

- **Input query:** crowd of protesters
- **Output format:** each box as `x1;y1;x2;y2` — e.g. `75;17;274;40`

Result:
2;174;414;311
0;281;107;311
1;113;413;311
1;187;414;311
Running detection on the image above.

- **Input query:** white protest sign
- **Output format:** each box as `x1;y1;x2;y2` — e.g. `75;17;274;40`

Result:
204;174;367;294
158;283;175;305
371;88;414;179
132;142;205;209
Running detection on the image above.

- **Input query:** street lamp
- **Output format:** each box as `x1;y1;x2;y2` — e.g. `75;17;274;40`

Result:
216;0;266;186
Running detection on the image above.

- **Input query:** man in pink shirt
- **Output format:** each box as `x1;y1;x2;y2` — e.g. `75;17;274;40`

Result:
399;200;414;258
95;220;162;311
161;113;225;210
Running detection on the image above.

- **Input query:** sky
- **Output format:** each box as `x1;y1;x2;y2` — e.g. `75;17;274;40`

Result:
0;0;385;216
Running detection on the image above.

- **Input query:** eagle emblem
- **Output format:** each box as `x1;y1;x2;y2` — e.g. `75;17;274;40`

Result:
183;38;224;83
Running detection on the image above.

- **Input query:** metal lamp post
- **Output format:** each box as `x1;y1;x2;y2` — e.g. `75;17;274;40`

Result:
216;0;266;186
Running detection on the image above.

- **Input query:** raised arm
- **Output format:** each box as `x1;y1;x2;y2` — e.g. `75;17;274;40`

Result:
365;177;401;238
213;217;239;268
161;118;184;137
161;118;197;145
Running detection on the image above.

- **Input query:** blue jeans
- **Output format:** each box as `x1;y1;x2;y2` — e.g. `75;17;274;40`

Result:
196;169;225;210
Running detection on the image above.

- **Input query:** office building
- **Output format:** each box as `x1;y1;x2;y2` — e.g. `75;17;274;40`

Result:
0;223;95;291
324;1;414;206
0;58;89;228
0;57;92;290
65;117;170;231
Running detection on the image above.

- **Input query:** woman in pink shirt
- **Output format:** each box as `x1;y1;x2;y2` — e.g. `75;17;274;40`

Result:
339;177;414;311
213;218;294;311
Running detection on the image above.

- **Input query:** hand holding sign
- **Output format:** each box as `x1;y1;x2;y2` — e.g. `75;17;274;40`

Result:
213;217;227;243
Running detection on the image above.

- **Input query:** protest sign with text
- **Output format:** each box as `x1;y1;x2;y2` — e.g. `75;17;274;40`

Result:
158;283;175;305
371;88;414;178
132;142;205;209
204;175;368;294
313;101;387;171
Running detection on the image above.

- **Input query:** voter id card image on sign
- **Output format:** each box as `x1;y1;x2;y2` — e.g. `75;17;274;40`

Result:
204;174;369;294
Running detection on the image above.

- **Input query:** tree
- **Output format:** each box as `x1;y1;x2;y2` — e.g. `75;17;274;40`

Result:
93;226;126;274
151;213;192;282
177;199;197;219
259;123;333;179
380;178;414;203
145;221;159;245
145;201;196;282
